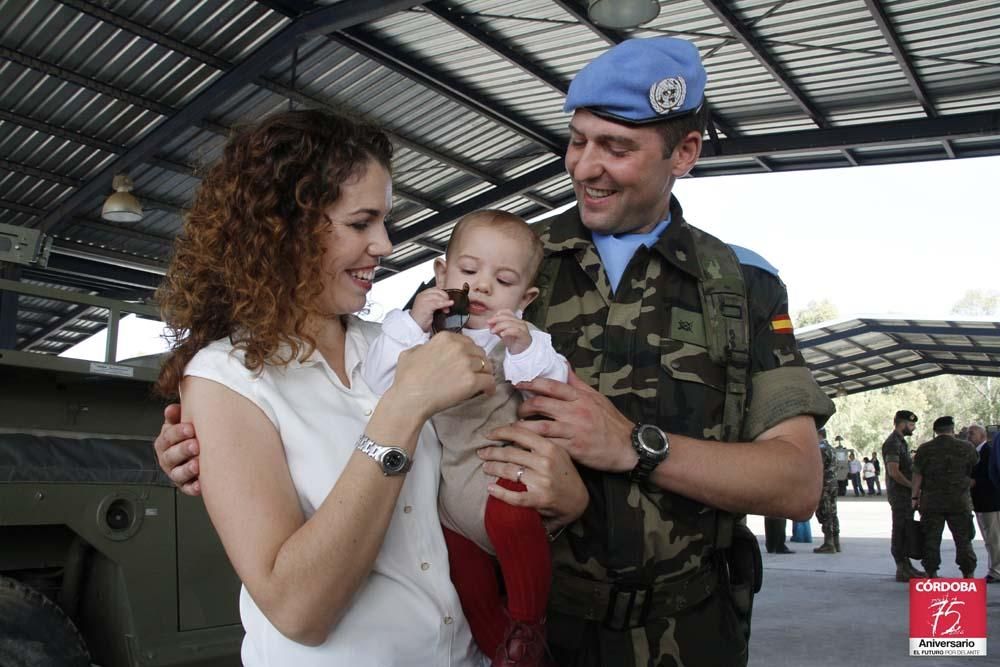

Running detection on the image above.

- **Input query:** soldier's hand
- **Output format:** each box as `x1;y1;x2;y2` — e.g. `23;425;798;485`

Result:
514;370;637;473
154;404;202;496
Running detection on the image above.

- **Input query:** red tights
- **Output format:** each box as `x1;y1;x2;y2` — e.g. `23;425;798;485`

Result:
442;477;551;655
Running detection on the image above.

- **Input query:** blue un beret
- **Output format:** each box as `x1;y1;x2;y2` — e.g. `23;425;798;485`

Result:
564;37;706;124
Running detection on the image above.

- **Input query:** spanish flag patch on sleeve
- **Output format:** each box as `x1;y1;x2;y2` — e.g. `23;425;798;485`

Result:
770;315;794;334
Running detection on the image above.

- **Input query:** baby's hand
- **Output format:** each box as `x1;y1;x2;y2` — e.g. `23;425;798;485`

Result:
411;289;453;332
489;310;532;355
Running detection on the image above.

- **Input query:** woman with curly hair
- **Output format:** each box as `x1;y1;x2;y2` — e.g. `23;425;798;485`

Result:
155;109;502;665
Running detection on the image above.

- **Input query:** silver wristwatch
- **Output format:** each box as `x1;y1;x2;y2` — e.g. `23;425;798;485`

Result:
355;434;412;476
628;423;670;483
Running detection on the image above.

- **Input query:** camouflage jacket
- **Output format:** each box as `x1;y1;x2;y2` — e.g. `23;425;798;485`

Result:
819;440;837;492
524;199;834;663
913;434;978;513
882;430;913;507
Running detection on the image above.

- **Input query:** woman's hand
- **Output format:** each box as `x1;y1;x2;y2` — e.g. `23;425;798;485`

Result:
386;332;495;421
478;423;589;532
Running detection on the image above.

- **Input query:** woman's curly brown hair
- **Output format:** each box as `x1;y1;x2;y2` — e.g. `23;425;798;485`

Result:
155;109;392;398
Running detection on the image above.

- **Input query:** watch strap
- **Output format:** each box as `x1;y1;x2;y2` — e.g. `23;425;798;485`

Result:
628;423;669;483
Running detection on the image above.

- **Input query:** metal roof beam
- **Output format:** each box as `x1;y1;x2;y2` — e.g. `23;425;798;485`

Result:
60;0;495;205
701;0;827;129
809;344;1000;372
332;27;565;155
861;0;936;118
0;45;228;135
802;321;1000;349
31;0;420;236
31;253;161;292
19;303;94;352
701;109;1000;161
424;1;570;96
0;109;197;178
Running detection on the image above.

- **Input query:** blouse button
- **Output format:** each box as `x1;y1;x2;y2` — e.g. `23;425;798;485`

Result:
364;408;373;416
443;616;453;625
420;562;430;571
403;505;412;514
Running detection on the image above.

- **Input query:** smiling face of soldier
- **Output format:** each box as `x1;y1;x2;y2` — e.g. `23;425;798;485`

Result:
564;109;701;236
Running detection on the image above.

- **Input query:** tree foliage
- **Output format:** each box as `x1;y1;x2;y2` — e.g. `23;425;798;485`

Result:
951;289;1000;317
825;375;1000;454
794;298;839;327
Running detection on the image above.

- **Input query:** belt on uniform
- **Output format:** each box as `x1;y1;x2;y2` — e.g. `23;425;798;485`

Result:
548;566;720;631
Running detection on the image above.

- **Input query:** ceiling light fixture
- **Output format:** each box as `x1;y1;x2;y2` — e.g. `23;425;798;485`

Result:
101;173;143;223
588;0;661;29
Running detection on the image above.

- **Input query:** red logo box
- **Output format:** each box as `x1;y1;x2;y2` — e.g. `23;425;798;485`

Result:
909;578;987;656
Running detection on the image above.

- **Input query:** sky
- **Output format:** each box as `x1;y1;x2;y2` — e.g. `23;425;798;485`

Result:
62;154;1000;362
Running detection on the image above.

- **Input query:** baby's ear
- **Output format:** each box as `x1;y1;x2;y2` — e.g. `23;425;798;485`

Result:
433;257;448;288
519;286;540;310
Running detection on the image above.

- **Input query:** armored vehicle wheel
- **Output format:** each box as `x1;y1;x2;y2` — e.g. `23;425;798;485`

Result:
0;575;90;667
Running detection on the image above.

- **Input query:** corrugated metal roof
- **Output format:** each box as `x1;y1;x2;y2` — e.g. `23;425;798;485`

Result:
799;317;1000;396
1;0;998;356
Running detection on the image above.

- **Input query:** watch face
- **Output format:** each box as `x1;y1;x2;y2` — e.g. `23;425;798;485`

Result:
638;425;668;456
382;449;407;472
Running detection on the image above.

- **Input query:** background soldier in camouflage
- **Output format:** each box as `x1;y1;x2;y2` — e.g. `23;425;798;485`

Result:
814;427;840;553
912;416;979;578
883;409;926;582
489;37;835;667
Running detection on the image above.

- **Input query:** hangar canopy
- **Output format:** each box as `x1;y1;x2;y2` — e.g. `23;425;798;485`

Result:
798;317;1000;397
1;0;999;359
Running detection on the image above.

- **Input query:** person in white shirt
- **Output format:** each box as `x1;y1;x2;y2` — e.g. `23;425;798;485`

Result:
862;457;877;495
152;110;587;667
364;210;569;666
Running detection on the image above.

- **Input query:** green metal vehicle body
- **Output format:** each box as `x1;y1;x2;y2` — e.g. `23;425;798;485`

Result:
0;283;242;666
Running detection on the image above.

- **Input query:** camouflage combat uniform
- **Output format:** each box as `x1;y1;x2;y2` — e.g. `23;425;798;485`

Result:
816;439;839;538
882;430;914;563
913;434;979;576
525;199;835;667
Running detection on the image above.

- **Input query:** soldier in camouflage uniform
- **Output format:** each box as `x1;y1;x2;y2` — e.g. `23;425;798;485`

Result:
492;38;835;667
912;416;979;578
814;428;840;553
883;409;927;581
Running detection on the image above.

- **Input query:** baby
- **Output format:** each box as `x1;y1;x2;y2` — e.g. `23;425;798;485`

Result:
363;209;568;666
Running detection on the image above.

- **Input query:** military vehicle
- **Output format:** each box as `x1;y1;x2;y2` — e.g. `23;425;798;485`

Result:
0;280;241;667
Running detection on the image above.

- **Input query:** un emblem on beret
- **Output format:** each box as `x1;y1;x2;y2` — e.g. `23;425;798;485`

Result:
649;77;687;115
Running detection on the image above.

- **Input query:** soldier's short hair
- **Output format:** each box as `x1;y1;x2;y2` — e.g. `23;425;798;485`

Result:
932;415;955;434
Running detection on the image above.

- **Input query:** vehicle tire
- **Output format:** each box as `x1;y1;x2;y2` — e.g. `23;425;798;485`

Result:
0;575;90;667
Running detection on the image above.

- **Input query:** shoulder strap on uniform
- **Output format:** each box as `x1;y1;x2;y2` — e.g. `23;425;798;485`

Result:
687;228;750;552
688;227;750;444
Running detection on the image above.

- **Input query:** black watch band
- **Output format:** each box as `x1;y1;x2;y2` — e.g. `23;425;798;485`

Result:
628;423;670;483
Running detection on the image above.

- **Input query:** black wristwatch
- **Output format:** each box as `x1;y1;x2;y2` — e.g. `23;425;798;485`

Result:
356;434;412;476
628;423;670;483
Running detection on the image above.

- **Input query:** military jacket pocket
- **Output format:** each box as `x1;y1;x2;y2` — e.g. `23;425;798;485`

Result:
659;338;725;391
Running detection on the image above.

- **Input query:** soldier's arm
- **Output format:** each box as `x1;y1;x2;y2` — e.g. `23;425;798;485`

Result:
887;461;911;487
154;403;202;495
514;267;832;520
641;264;833;520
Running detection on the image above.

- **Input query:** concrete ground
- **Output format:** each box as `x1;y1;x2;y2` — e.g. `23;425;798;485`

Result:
745;495;1000;666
